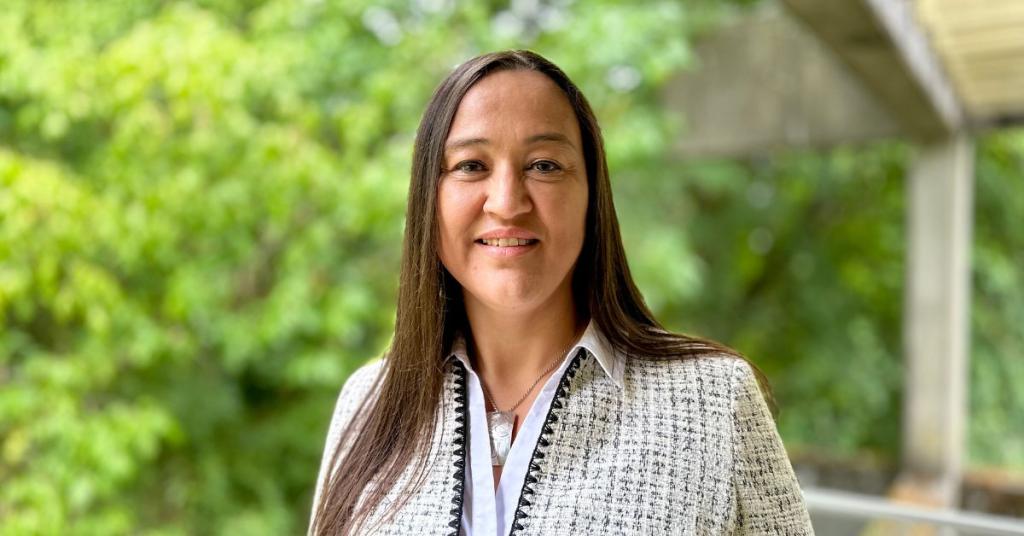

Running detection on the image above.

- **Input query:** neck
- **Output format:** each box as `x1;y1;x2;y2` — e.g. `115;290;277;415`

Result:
463;293;585;397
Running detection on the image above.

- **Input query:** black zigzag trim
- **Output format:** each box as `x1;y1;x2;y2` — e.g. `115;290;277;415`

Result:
446;360;469;536
507;347;588;535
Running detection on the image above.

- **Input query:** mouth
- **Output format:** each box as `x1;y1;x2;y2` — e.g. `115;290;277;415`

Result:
474;238;540;257
474;238;540;247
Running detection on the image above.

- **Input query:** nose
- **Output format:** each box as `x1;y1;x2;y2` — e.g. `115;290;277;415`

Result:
482;162;532;219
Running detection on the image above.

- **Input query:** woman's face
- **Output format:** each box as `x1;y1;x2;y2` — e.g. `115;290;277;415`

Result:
437;69;588;317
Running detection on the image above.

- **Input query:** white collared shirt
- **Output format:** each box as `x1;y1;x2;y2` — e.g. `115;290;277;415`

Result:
445;319;625;536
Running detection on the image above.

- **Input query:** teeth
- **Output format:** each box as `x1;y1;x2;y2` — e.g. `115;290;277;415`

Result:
480;238;535;247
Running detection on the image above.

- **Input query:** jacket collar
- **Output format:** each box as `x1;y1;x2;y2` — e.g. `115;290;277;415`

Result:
444;317;625;390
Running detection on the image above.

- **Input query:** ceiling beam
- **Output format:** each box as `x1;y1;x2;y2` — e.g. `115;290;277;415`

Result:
781;0;964;140
663;5;903;158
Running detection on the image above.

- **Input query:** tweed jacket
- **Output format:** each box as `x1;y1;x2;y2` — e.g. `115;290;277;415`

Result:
311;343;814;535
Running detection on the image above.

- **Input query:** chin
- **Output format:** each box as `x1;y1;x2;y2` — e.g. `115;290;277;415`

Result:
463;286;540;311
484;293;542;311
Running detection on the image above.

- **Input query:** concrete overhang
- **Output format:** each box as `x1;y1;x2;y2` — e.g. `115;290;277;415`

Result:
782;0;964;141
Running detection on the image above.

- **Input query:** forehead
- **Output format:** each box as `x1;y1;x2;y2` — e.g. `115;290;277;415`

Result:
446;69;581;145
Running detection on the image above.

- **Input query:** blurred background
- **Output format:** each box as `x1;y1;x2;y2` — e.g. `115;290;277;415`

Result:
1;0;1021;534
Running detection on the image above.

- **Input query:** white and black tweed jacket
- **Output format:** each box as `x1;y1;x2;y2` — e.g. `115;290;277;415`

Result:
311;345;815;535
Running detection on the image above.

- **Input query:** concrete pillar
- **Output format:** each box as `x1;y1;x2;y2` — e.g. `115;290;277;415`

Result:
895;133;975;514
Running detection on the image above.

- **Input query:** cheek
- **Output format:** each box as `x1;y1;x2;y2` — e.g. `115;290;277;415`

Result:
436;185;474;261
557;185;589;243
436;184;458;231
575;188;589;236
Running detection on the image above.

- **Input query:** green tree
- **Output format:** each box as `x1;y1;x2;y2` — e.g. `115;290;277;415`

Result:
970;130;1024;469
0;0;726;533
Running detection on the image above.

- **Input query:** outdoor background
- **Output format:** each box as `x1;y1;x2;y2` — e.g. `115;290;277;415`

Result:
1;0;1022;534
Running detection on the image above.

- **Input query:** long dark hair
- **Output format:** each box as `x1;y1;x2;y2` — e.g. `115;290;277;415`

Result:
311;49;769;535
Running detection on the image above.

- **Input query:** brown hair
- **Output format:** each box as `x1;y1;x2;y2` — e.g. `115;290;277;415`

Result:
310;49;769;535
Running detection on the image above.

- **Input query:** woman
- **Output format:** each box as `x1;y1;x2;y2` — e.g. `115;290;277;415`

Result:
309;50;813;535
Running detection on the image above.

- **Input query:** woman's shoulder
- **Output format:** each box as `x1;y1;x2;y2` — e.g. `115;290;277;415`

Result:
319;359;386;444
342;359;386;392
333;359;386;413
625;350;750;384
623;352;767;413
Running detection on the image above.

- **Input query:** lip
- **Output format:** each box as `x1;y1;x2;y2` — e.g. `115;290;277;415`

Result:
475;227;539;241
476;240;539;258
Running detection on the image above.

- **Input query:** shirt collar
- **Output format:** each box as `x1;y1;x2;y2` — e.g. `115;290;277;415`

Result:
444;317;625;390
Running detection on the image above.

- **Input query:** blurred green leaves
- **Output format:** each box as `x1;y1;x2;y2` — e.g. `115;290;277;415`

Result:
0;0;722;533
971;130;1024;468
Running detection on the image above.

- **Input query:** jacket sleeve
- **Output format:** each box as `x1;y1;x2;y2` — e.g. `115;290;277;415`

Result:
730;359;815;535
307;359;385;535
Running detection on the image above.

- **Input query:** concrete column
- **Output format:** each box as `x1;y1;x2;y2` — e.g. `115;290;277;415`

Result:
896;133;975;512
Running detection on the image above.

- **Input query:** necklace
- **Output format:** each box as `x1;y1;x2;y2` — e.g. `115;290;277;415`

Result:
476;327;583;466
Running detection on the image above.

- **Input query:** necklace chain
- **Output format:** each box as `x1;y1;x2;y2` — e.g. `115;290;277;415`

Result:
477;327;583;414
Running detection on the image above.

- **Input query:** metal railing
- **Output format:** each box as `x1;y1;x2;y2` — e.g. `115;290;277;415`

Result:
804;487;1024;535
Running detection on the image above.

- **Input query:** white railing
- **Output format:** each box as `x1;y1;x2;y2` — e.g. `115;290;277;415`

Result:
804;487;1024;535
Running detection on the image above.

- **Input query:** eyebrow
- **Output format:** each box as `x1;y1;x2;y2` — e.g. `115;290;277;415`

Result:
443;132;578;152
527;132;577;149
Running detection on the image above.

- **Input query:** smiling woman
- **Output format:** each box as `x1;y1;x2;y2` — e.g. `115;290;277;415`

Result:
308;50;814;536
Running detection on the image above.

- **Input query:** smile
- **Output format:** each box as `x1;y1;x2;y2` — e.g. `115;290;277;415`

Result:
474;238;539;258
476;238;539;247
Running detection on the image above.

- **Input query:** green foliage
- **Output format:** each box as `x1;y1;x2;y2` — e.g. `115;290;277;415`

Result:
0;0;724;533
971;130;1024;469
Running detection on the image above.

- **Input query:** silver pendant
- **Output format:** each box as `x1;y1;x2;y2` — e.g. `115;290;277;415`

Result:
487;410;516;466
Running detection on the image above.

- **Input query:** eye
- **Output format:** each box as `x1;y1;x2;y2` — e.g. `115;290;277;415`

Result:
529;160;562;173
452;160;486;173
